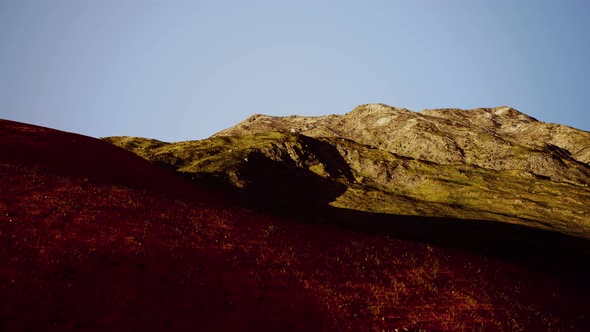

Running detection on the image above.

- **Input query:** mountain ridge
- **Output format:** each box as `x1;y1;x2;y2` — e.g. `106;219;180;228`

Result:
215;104;589;166
105;104;590;239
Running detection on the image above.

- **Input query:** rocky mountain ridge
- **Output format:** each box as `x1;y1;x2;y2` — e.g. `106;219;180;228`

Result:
214;104;590;184
105;104;590;239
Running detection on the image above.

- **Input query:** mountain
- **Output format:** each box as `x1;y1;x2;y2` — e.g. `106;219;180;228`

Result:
105;104;590;239
3;118;590;331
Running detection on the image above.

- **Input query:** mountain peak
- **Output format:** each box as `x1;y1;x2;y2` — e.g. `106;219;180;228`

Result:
213;103;589;171
348;103;411;116
489;106;538;122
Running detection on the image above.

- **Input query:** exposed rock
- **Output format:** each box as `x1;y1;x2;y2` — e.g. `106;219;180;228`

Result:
214;104;590;184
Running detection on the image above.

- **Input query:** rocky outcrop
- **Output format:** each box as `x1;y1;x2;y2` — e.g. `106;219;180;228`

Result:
214;104;590;185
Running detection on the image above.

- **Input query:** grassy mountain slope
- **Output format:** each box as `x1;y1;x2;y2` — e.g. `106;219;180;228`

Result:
105;105;590;239
2;119;589;331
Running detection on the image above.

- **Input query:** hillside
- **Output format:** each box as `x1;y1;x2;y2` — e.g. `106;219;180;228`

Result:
2;119;590;331
106;104;590;239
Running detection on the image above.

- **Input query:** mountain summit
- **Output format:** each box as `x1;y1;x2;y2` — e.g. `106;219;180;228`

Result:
215;104;589;181
106;104;590;239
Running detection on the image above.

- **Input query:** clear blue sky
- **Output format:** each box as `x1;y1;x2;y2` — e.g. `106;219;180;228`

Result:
1;0;589;141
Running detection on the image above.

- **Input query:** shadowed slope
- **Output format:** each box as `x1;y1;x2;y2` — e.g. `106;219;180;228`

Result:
0;120;325;331
184;149;590;271
0;120;207;199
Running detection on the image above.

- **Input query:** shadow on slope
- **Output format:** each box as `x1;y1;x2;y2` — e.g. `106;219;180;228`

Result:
317;207;590;272
240;151;350;214
194;153;590;275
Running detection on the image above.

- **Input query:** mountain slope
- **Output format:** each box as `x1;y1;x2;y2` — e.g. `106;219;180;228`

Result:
106;104;590;239
3;119;590;331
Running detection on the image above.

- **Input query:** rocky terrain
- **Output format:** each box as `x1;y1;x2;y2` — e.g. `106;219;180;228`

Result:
106;104;590;239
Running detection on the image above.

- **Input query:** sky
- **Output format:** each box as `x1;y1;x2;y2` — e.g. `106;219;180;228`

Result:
1;0;589;141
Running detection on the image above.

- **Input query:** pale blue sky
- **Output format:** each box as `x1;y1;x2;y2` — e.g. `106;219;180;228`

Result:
1;0;589;141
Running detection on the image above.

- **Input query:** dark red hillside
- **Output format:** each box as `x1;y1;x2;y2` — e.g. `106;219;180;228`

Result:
0;120;207;200
0;119;588;331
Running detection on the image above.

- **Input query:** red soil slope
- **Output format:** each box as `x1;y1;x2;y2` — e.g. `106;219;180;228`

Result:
0;119;588;331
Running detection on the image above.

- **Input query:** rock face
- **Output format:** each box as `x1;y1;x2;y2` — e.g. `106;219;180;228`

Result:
105;104;590;239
